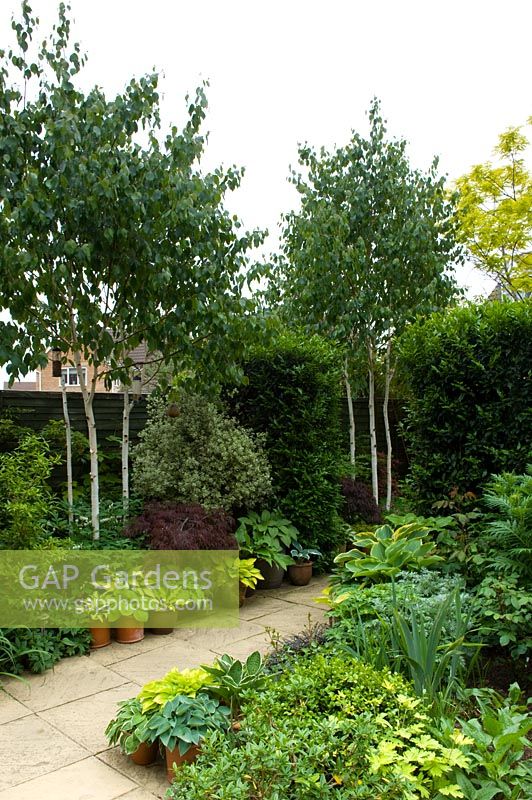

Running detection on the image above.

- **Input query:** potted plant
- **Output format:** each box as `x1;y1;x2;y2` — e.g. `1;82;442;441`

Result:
100;578;149;643
86;593;123;649
288;543;322;586
138;667;212;713
105;697;158;766
238;558;263;606
201;651;265;717
236;510;298;589
146;693;231;782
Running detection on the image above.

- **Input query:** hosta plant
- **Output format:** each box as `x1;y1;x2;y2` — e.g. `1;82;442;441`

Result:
146;693;230;755
236;510;298;569
138;667;212;713
333;523;442;585
237;559;263;591
105;697;156;755
290;542;322;563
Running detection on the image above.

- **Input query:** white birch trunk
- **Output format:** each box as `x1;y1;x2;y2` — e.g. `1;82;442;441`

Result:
344;359;356;472
122;386;135;515
367;340;379;505
383;339;395;511
73;350;100;540
60;374;74;530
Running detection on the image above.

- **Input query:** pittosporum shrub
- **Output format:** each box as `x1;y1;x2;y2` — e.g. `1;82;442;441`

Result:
125;502;238;550
225;332;345;559
340;477;382;524
397;301;532;509
131;393;272;514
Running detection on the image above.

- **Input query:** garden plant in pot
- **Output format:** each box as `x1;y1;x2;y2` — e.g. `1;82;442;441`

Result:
86;592;123;649
237;558;263;605
201;650;266;718
288;542;322;586
146;693;231;781
105;698;158;766
236;510;298;589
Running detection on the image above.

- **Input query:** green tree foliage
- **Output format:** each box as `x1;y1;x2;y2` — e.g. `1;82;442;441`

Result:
398;301;532;507
273;99;459;505
455;118;532;298
0;432;58;548
226;332;345;558
131;394;272;513
0;2;265;537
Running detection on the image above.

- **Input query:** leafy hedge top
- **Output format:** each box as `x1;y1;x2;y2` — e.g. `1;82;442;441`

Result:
398;301;532;506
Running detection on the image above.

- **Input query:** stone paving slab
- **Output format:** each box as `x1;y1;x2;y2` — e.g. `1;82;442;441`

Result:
0;714;89;790
0;757;137;800
0;691;32;724
39;681;142;754
98;747;168;799
2;656;129;712
106;641;217;685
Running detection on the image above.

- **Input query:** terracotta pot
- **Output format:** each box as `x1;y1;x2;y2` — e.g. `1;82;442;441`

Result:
115;622;144;644
165;743;200;782
287;562;313;586
255;559;284;589
90;627;111;649
130;740;158;766
147;611;174;635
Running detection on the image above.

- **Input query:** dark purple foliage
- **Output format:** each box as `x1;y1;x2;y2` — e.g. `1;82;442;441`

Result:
340;478;382;524
125;502;238;550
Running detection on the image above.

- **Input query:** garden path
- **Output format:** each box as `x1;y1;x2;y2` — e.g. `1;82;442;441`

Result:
0;576;328;799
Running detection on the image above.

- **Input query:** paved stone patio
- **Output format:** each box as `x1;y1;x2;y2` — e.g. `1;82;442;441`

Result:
0;577;329;799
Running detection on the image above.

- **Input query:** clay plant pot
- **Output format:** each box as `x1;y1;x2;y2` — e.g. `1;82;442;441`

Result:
255;559;284;590
89;627;111;649
287;562;313;586
147;611;174;635
115;621;144;644
165;743;200;782
130;740;158;766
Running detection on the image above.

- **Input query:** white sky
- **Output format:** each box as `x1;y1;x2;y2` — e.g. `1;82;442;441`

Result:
1;0;531;382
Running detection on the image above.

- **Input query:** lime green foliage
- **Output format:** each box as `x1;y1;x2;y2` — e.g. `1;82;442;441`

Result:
132;394;272;512
105;697;156;755
398;301;532;507
437;684;532;799
236;510;298;569
333;524;442;584
226;331;345;558
455;118;532;297
147;693;230;755
237;558;263;590
201;651;265;713
0;433;59;548
138;667;212;713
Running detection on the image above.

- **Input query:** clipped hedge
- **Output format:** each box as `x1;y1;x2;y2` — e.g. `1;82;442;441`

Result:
398;301;532;507
226;332;344;558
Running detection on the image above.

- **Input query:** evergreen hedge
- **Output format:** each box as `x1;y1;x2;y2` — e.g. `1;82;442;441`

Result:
226;332;345;558
398;301;532;507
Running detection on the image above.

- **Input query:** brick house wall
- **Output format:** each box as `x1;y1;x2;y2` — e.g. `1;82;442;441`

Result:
37;351;109;393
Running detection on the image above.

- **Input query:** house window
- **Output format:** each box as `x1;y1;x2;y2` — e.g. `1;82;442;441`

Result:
60;367;86;387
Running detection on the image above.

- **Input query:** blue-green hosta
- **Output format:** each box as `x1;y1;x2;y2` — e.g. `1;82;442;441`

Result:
334;523;443;585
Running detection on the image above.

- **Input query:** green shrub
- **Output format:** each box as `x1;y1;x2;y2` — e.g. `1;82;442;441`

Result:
397;301;532;508
0;628;91;675
0;432;59;548
131;393;272;513
470;574;532;659
168;650;468;799
226;331;345;558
